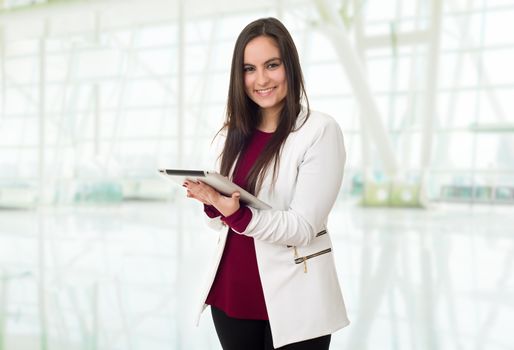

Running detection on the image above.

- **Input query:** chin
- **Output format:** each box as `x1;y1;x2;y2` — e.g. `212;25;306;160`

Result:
253;96;282;108
258;102;277;109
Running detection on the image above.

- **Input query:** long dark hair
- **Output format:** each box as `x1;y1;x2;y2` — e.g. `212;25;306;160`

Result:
217;17;310;195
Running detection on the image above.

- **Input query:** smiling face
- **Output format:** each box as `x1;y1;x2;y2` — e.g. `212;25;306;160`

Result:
243;35;288;120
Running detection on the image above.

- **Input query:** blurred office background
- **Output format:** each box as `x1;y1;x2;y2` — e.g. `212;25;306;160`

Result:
0;0;513;349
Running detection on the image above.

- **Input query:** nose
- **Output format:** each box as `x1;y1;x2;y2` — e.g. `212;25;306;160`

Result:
256;68;269;86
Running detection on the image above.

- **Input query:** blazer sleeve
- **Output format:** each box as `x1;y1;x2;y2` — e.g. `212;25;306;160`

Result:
237;118;346;247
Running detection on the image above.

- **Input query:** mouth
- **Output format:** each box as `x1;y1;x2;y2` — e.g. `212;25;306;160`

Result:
255;86;276;96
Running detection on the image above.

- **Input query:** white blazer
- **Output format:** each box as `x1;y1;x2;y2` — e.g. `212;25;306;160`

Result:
195;109;350;348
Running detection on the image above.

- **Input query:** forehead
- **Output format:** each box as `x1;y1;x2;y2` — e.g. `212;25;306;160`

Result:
243;36;281;63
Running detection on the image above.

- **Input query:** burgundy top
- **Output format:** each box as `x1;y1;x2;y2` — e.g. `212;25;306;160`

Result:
203;129;273;320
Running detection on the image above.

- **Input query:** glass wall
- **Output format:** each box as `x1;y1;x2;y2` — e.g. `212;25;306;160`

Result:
0;0;513;208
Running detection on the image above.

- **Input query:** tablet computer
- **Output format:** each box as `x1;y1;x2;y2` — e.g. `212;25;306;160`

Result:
158;169;271;210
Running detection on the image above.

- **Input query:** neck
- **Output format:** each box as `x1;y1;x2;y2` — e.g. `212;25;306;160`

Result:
259;107;281;132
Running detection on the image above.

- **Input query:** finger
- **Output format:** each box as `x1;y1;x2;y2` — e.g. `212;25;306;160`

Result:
231;192;241;199
197;181;211;192
197;181;215;190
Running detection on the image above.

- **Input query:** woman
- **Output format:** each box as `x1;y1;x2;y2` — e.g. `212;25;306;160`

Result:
184;17;349;349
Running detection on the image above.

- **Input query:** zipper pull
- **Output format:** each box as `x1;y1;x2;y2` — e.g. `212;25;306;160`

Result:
294;247;307;273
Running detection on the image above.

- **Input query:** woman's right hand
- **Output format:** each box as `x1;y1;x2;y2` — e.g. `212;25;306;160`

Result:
184;180;241;217
183;180;219;205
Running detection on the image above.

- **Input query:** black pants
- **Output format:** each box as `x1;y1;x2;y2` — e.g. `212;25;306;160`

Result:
211;306;331;350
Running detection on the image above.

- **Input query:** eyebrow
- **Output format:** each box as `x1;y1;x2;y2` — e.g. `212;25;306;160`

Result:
243;57;282;66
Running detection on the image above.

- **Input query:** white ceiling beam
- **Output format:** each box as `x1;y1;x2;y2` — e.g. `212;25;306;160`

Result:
0;0;312;41
362;30;430;49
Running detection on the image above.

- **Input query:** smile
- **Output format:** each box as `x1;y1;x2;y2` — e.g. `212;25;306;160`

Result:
255;87;276;96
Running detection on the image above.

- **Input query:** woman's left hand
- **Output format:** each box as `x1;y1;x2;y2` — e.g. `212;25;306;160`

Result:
184;180;241;217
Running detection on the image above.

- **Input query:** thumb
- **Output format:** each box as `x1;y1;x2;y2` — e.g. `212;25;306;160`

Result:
232;192;241;200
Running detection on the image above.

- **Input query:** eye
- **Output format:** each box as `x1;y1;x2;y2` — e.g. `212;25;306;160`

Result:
243;65;255;72
267;61;281;69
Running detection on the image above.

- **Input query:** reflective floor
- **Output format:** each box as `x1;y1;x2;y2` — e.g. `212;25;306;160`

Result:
0;199;513;350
